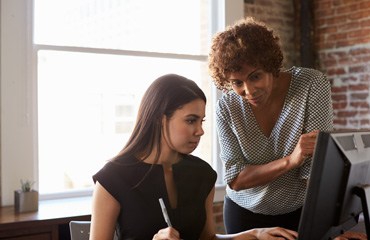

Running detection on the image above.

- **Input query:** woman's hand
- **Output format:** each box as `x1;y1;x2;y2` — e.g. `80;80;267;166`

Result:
253;227;298;240
153;227;181;240
333;231;367;240
289;130;319;168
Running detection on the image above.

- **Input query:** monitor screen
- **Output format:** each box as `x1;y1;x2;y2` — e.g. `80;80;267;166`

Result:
298;130;370;240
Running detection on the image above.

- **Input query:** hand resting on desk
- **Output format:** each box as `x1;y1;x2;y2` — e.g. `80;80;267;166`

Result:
152;226;298;240
333;231;367;240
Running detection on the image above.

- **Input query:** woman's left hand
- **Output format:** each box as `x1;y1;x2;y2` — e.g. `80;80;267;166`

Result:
253;227;298;240
333;231;367;240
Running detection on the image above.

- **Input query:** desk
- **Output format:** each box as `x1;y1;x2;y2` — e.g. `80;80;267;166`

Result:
0;197;91;240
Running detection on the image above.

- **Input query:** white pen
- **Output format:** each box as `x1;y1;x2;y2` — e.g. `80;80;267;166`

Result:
159;198;172;227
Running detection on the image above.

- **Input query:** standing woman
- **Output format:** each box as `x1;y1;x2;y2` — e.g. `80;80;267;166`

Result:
90;74;298;240
208;17;334;233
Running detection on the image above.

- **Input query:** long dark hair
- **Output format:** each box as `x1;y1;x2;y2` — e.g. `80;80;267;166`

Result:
113;73;206;163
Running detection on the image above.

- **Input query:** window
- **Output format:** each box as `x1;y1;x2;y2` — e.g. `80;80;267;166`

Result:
1;0;243;205
34;0;214;196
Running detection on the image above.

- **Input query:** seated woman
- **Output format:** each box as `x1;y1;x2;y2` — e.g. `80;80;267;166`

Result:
89;73;298;240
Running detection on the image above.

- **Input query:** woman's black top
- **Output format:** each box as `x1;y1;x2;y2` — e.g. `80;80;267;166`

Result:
93;154;217;240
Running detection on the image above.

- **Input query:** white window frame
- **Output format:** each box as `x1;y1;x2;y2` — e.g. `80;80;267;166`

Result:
0;0;243;206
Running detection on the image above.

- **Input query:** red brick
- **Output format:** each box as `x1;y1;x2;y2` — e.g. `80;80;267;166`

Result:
327;67;346;75
360;75;370;82
333;118;347;126
327;32;347;42
327;51;348;59
315;18;327;28
348;119;360;125
350;101;370;108
360;1;370;9
337;111;358;117
336;4;360;15
331;94;347;101
361;55;370;62
215;214;224;223
340;38;357;47
349;48;370;56
213;204;223;213
348;10;369;21
349;65;367;73
341;76;358;82
337;22;361;32
338;57;362;65
332;0;342;7
331;86;348;92
333;102;348;109
361;19;370;28
349;84;369;91
360;119;370;125
359;110;370;115
348;29;370;39
331;86;348;93
314;0;332;10
315;8;335;18
323;58;338;67
326;15;348;26
342;0;362;5
351;93;369;100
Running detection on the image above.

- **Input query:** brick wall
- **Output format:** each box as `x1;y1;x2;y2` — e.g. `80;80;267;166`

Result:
244;0;299;68
213;201;225;233
314;0;370;129
243;0;370;130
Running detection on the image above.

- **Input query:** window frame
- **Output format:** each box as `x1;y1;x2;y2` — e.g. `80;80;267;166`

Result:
0;0;243;205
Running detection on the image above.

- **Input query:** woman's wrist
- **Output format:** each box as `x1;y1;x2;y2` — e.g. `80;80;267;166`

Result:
284;155;300;170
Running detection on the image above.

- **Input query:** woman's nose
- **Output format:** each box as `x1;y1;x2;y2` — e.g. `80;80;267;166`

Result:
240;82;255;97
196;124;204;136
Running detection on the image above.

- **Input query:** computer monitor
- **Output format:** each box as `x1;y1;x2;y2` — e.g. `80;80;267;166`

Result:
298;130;370;240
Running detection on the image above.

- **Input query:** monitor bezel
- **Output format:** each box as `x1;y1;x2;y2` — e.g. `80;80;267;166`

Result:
297;130;370;239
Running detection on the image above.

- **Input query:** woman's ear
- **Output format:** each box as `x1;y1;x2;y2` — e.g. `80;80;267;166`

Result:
161;115;167;127
161;115;169;136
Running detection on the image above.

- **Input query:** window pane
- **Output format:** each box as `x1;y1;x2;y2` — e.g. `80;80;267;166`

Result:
34;0;210;55
38;50;212;194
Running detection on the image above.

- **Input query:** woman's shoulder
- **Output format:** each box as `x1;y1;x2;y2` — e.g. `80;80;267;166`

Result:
288;66;327;82
286;66;329;91
94;155;144;177
218;90;240;103
216;91;246;114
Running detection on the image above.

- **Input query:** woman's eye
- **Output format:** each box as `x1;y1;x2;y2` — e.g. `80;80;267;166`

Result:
186;119;196;124
231;80;243;87
186;117;205;124
250;73;261;81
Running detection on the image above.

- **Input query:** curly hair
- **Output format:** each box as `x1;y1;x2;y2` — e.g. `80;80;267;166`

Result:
208;17;284;90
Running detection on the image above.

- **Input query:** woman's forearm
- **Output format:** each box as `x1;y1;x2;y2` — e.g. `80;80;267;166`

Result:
229;155;295;191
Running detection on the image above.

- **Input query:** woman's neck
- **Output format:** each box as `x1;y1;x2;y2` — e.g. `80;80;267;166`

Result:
140;148;181;167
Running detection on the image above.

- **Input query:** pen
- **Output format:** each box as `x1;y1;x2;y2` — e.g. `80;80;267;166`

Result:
159;198;172;227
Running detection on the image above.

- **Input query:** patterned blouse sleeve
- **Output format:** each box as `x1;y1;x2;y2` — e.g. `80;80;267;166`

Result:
300;70;334;179
216;97;247;184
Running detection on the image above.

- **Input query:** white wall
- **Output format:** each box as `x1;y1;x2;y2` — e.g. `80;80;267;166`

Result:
1;0;37;206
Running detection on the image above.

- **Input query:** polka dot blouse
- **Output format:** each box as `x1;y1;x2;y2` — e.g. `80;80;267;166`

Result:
216;66;334;215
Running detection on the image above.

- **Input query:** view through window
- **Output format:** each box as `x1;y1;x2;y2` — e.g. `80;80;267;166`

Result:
34;0;214;196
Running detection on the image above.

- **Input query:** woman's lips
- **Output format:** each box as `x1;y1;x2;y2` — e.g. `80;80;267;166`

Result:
247;95;263;104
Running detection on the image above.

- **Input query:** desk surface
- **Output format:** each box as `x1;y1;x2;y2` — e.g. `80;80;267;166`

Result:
0;196;92;225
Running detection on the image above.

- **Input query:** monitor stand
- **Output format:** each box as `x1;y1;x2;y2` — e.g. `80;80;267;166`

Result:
354;185;370;238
